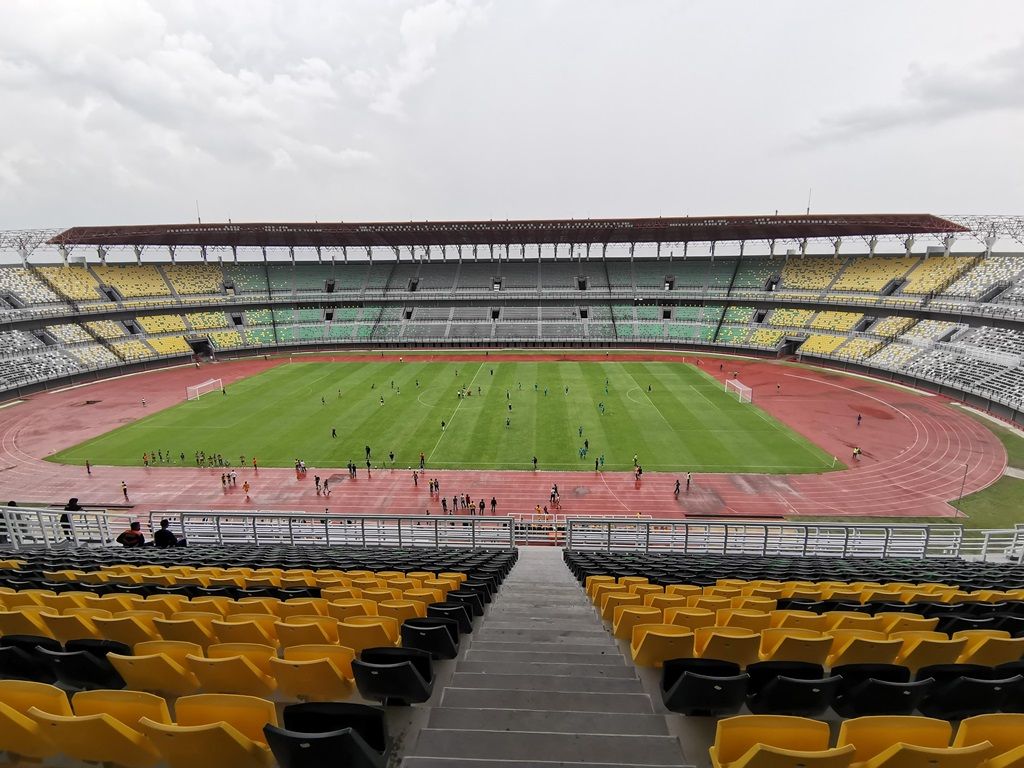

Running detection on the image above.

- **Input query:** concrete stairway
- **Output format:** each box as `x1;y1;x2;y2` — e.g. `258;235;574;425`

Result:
401;547;691;767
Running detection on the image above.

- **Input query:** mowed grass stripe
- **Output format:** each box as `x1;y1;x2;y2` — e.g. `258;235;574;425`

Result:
50;361;836;473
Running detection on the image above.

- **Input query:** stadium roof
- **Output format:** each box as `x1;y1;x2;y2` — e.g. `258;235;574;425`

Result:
50;213;966;249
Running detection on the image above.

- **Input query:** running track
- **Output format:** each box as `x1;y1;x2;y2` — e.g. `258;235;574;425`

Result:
0;352;1007;521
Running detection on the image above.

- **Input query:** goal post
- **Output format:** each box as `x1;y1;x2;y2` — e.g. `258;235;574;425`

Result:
725;379;752;404
186;378;222;401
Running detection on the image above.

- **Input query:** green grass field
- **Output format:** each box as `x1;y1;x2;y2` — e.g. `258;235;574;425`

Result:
51;361;837;473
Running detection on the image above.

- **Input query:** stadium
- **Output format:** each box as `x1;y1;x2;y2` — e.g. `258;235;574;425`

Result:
0;211;1023;767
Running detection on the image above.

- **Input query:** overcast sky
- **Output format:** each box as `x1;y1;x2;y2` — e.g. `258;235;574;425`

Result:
0;0;1022;230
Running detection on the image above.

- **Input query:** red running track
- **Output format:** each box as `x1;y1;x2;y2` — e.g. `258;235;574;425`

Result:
0;352;1007;521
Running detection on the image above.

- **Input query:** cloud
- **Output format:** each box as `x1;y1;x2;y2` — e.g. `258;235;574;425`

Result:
802;39;1024;145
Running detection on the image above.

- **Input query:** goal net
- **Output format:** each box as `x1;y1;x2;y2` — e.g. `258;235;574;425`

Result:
186;378;222;401
725;379;752;404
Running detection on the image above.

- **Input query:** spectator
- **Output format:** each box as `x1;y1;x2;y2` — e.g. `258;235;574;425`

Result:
61;497;83;540
116;521;145;548
154;518;182;548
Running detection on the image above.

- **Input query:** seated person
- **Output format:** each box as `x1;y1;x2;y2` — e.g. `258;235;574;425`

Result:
115;521;145;547
153;518;182;548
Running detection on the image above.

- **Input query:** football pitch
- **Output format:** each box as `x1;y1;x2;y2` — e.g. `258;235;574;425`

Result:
51;361;837;473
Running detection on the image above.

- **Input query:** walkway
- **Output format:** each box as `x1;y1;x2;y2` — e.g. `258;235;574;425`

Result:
401;547;691;767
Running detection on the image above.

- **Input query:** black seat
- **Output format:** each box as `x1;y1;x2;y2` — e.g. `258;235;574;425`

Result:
266;703;388;768
832;663;932;717
745;662;839;717
0;645;56;683
400;618;459;660
661;658;747;716
918;672;1022;720
65;639;131;658
935;614;995;634
352;647;434;706
427;603;473;634
37;647;126;690
445;590;484;617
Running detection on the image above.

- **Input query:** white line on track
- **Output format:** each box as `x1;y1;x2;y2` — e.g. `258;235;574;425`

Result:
427;363;485;462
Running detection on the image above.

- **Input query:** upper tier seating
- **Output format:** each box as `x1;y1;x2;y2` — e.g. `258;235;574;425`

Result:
944;255;1024;299
0;329;43;355
224;264;268;293
92;265;171;298
870;316;915;338
137;315;187;334
961;326;1024;357
769;309;814;328
45;324;91;344
163;264;224;295
36;266;103;301
84;321;127;339
832;256;918;292
187;312;229;330
780;257;844;291
723;306;754;323
749;329;785;347
902;256;974;295
0;267;61;304
810;312;862;332
732;260;777;289
903;319;959;342
414;263;456;291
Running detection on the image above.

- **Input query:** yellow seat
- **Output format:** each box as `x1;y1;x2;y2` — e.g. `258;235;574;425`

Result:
619;576;648;588
361;588;403;602
710;715;853;768
31;708;162;768
190;596;235;616
663;584;702;599
876;613;938;634
769;610;828;631
0;679;71;715
387;578;422;592
688;595;732;611
212;616;278;646
378;599;427;623
630;624;695;668
3;591;51;608
321;587;361;601
759;629;832;665
271;646;356;702
177;692;276;743
612;606;662;640
229;598;279;616
135;640;204;666
645;594;690;611
892;632;968;673
154;616;219;647
590;582;628;606
824;612;888;632
953;714;1024;767
716;609;772;632
404;588;445;606
0;700;59;760
41;611;103;644
826;630;902;667
95;615;162;646
327;599;379;620
83;594;136;612
629;584;664;599
72;689;171;725
663;606;716;631
138;595;190;617
139;719;273;768
38;592;89;612
275;616;341;646
836;715;951;765
186;653;276;697
859;741;993;767
955;632;1024;667
695;627;762;667
108;652;201;697
338;616;400;652
274;599;328;619
0;608;56;637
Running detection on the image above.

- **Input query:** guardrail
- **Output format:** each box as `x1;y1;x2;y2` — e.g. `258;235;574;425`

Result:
564;518;975;559
149;510;515;549
0;506;116;550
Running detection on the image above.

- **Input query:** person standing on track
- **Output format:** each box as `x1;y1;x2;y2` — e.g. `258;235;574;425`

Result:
490;496;497;515
674;479;680;497
686;472;692;492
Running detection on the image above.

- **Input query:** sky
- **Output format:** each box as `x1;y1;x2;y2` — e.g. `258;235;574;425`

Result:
0;0;1022;231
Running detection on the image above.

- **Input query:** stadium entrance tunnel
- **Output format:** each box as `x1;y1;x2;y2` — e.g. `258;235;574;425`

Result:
187;338;212;358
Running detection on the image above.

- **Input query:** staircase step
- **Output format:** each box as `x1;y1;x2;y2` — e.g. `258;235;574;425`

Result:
427;707;669;735
473;629;612;643
440;687;655;714
412;728;686;766
456;661;637;678
464;649;625;665
451;672;641;693
468;641;621;656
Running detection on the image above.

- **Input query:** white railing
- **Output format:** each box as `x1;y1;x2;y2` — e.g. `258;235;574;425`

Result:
0;506;118;549
564;518;969;559
148;510;515;549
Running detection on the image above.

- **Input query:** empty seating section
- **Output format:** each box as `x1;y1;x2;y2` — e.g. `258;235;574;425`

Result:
749;329;784;347
944;255;1024;299
93;265;171;297
587;323;614;339
810;311;862;331
111;340;154;361
404;324;445;339
85;320;128;339
868;342;920;368
326;324;354;339
903;319;958;342
832;256;918;292
904;348;1010;390
449;324;493;340
611;305;634;322
295;307;322;323
69;344;120;367
163;264;224;295
799;334;846;356
333;307;359;322
451;306;490;321
966;326;1024;356
633;261;670;288
36;266;103;301
243;309;272;326
148;336;192;356
870;316;915;337
633;323;663;339
0;266;61;303
723;306;754;323
43;323;95;344
732;260;777;289
902;256;974;295
716;326;749;344
0;351;80;386
0;329;43;355
225;265;268;293
137;315;187;334
455;263;495;289
769;308;813;328
414;306;452;321
267;264;336;293
364;265;392;290
187;312;229;330
835;338;881;360
666;324;714;342
780;257;844;290
415;263;455;290
245;328;275;345
209;331;244;349
272;308;294;324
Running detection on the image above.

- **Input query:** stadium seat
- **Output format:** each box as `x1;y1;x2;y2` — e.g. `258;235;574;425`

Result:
826;630;902;667
769;610;828;631
745;662;841;717
399;617;460;659
956;632;1024;666
918;670;1023;720
72;688;171;725
270;645;355;702
661;658;748;716
154;616;219;647
836;715;951;765
186;650;277;697
953;714;1024;767
695;627;761;667
327;599;379;620
93;615;161;646
108;650;201;696
0;635;60;683
352;647;434;706
630;624;696;667
717;609;772;632
275;616;341;646
709;715;854;768
831;664;933;718
858;741;994;767
613;606;662;640
36;646;126;690
212;616;279;645
377;600;427;623
758;628;832;664
31;705;162;768
664;606;717;631
427;602;473;634
266;702;388;768
892;631;968;672
338;616;400;652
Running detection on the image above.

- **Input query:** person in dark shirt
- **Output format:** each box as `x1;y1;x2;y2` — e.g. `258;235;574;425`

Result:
153;518;179;548
116;521;145;547
61;497;83;540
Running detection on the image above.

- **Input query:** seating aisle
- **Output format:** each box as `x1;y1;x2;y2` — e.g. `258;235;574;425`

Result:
403;547;691;767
